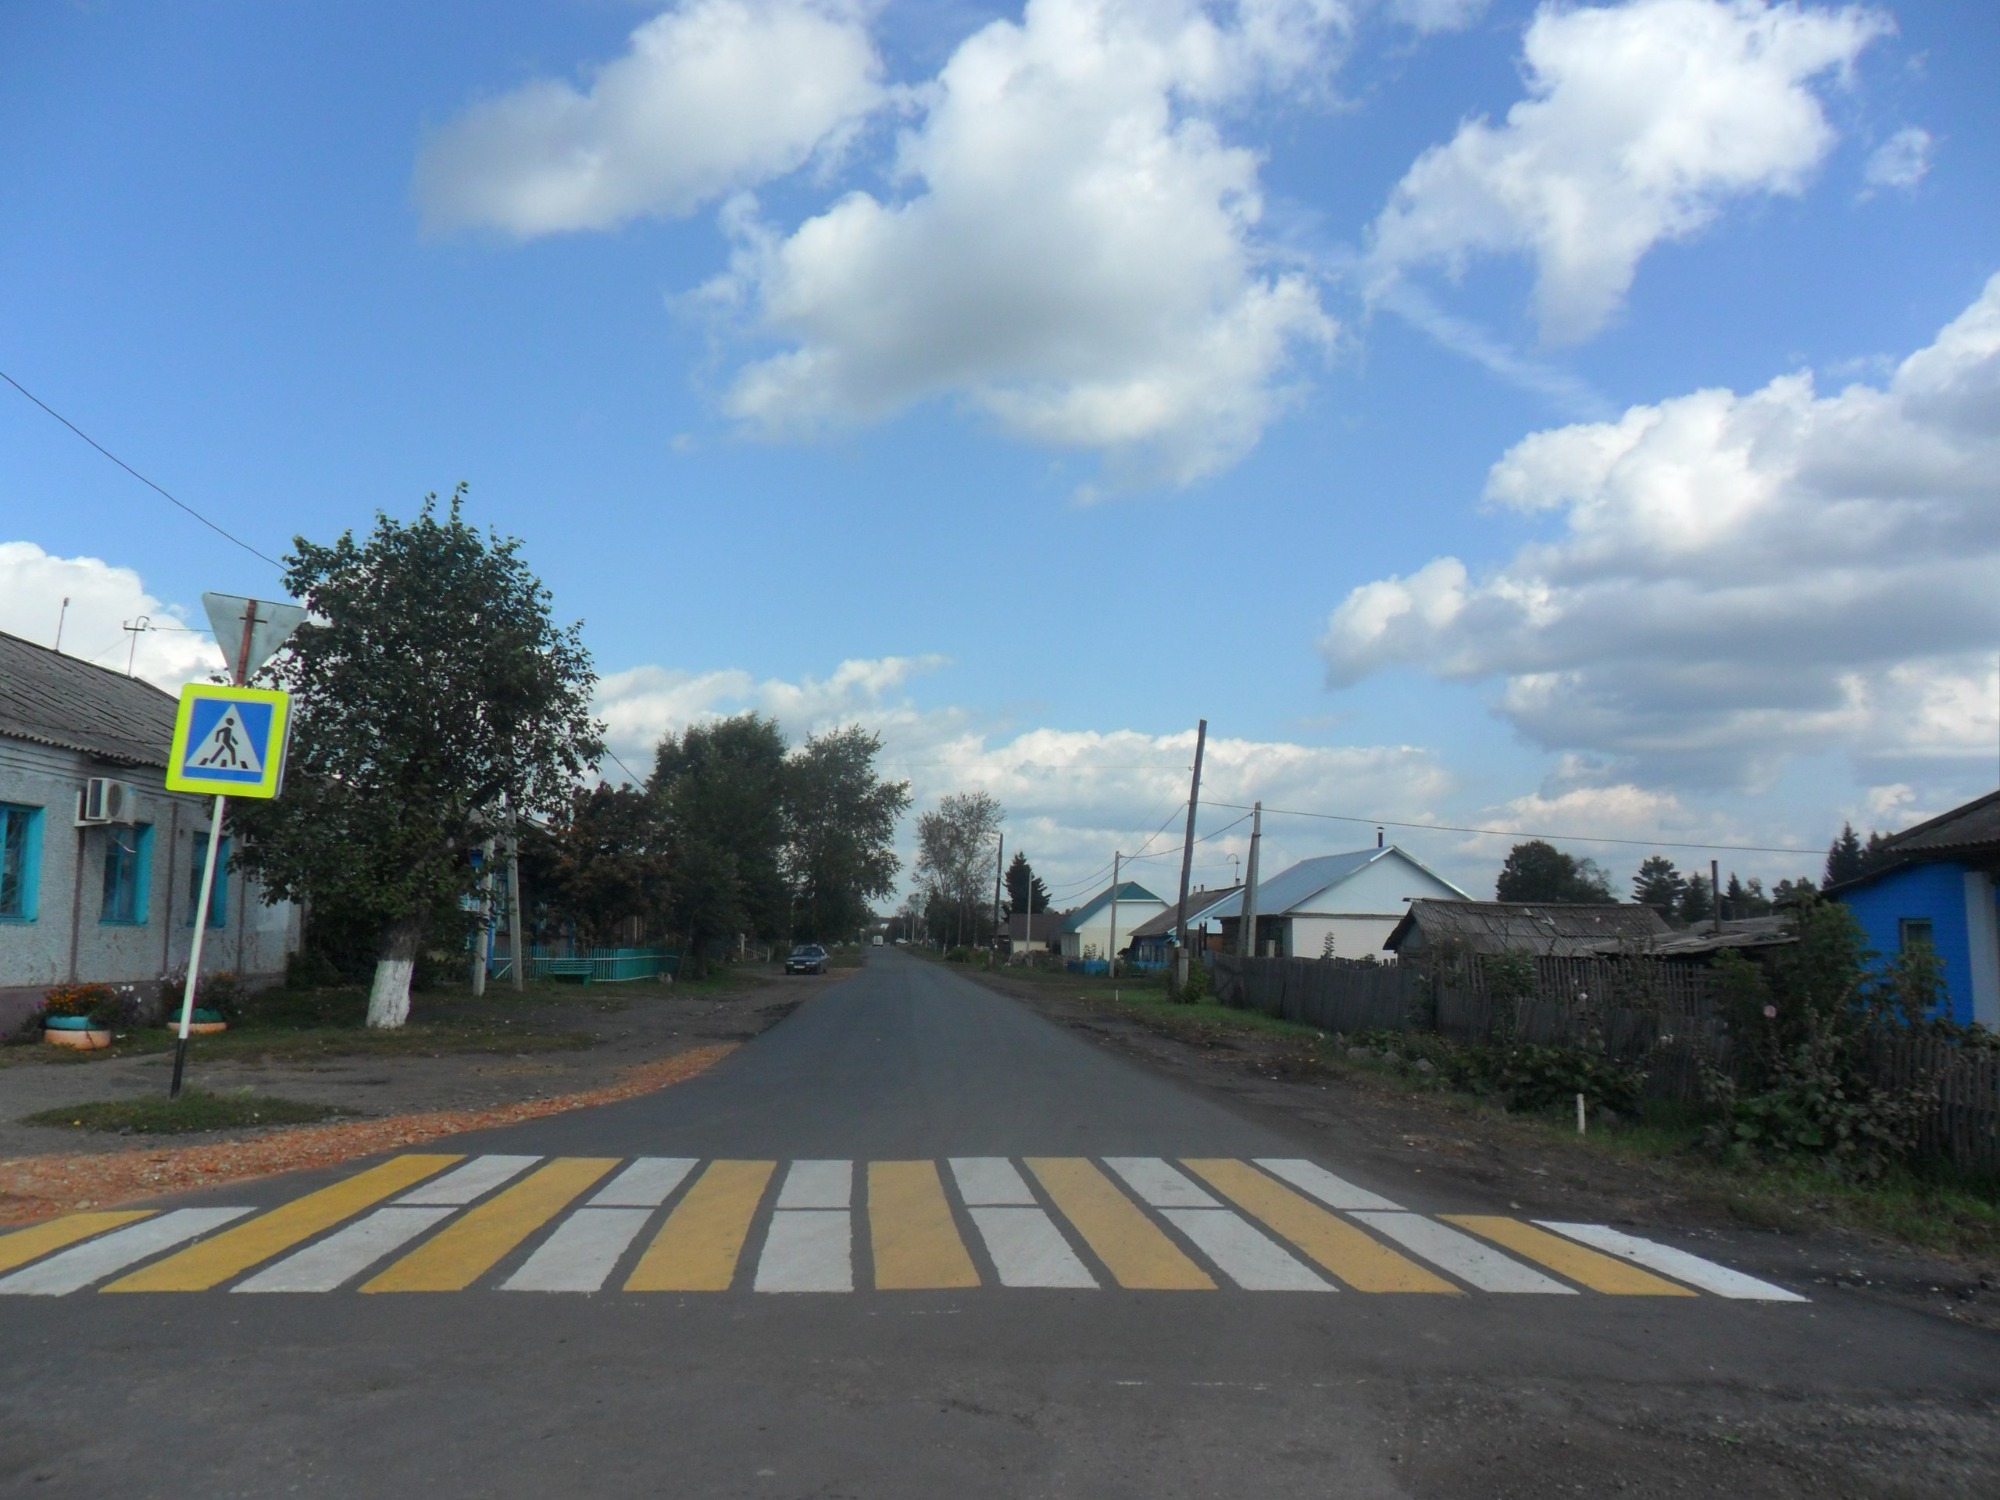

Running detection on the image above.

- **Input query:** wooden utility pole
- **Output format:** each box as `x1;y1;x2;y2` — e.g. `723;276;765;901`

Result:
1172;718;1207;998
991;834;1005;965
1239;802;1263;959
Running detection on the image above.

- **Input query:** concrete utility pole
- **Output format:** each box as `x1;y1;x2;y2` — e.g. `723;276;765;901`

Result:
991;834;1005;966
470;837;494;995
1172;718;1207;998
1239;802;1263;959
1107;852;1121;988
504;793;525;993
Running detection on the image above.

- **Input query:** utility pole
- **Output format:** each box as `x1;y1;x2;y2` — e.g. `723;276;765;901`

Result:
54;596;69;653
504;791;525;992
470;836;494;995
122;615;150;676
1106;851;1121;991
1239;802;1263;960
1172;718;1207;998
991;833;1005;966
1711;857;1722;935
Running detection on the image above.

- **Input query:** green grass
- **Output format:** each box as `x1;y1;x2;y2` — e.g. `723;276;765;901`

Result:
21;1087;347;1134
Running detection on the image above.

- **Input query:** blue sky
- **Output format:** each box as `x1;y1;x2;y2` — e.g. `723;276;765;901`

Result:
4;0;1997;907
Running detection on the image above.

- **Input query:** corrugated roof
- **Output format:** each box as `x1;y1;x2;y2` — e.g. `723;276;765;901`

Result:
1874;790;2000;859
1058;881;1164;932
0;630;180;768
1386;899;1670;956
1126;886;1242;940
1196;846;1469;920
1611;916;1795;957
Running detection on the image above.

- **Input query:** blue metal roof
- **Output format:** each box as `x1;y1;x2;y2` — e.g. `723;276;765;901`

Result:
1058;881;1165;931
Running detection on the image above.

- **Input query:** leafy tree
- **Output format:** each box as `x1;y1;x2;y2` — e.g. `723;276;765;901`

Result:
1631;855;1685;915
915;791;1004;947
1722;873;1773;919
1004;852;1050;918
783;725;910;942
233;491;600;1027
1772;875;1819;907
1494;841;1614;903
1824;822;1868;887
649;714;788;971
1678;872;1713;925
520;783;672;950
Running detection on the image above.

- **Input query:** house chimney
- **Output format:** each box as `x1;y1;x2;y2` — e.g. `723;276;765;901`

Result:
1376;826;1384;849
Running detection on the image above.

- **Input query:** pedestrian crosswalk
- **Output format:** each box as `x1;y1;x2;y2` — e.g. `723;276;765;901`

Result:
0;1154;1809;1303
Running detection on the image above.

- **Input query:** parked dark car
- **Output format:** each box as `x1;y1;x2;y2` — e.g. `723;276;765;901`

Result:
785;944;830;975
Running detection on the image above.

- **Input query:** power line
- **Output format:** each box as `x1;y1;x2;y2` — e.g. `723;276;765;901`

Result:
601;747;647;787
1205;800;1813;857
1;369;284;570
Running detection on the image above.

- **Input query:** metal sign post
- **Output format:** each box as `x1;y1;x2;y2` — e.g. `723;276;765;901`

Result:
162;595;305;1098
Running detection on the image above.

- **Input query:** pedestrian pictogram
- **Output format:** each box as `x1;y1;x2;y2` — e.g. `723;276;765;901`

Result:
165;684;291;799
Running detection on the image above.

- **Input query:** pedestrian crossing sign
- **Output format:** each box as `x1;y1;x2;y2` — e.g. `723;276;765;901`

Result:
164;684;291;798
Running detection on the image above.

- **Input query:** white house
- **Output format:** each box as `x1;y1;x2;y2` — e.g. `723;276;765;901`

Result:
1203;846;1469;959
1058;880;1166;962
0;631;300;1034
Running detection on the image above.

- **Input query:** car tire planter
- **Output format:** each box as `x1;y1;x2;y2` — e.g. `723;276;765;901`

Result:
172;1009;229;1036
44;1015;114;1049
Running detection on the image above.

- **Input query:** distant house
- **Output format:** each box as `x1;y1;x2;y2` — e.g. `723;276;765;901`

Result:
1200;846;1469;959
1005;910;1063;956
1826;790;2000;1029
1125;884;1242;965
1058;880;1165;962
0;630;301;1034
1385;899;1669;959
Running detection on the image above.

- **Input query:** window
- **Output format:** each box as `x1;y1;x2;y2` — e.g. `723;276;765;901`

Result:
100;824;152;925
0;804;40;921
186;835;229;929
1899;917;1935;952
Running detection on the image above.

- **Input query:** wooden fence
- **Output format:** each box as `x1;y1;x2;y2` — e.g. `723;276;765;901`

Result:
1211;955;2000;1173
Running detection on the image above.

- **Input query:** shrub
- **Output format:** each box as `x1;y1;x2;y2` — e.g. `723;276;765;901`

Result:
1179;960;1213;1003
1490;1041;1643;1115
944;946;974;964
284;949;343;991
156;970;246;1024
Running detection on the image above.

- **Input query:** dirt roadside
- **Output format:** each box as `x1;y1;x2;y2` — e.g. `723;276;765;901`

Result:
968;965;2000;1336
0;967;835;1223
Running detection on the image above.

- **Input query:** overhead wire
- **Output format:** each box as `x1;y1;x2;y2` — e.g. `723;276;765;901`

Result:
1205;800;1813;857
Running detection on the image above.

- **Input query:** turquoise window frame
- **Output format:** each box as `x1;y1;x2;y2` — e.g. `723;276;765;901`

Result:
100;823;153;926
0;803;41;922
186;835;229;929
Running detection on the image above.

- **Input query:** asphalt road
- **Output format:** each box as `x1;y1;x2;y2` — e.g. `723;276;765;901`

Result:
3;949;1995;1498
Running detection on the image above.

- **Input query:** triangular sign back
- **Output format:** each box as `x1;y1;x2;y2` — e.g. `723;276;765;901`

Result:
202;593;310;681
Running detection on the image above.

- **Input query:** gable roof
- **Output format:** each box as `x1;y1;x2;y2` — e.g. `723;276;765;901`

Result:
1873;790;2000;861
0;630;180;768
1126;886;1243;941
1195;846;1469;920
1385;899;1670;956
1058;881;1165;932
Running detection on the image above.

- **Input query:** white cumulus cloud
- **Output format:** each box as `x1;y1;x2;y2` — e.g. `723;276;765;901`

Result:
414;0;884;236
1862;124;1934;194
0;542;222;690
707;0;1344;488
1320;271;2000;788
1366;0;1888;343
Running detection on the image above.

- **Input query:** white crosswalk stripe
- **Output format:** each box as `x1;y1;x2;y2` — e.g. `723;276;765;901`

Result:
756;1209;853;1292
1538;1223;1807;1302
1350;1212;1574;1294
0;1209;252;1296
1254;1158;1405;1212
396;1155;539;1205
1160;1209;1331;1291
776;1160;852;1210
1105;1157;1220;1208
589;1158;697;1208
504;1208;654;1292
968;1206;1098;1288
236;1207;455;1293
948;1157;1037;1206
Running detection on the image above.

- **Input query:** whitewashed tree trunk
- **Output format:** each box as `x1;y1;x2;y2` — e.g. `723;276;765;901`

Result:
366;918;424;1029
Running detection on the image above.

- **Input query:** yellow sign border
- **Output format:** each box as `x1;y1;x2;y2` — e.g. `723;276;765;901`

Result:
164;684;292;799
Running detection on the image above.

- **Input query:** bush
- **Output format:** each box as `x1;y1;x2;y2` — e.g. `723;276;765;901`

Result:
156;970;246;1024
284;949;343;990
1490;1041;1643;1115
944;946;975;964
1179;960;1213;1003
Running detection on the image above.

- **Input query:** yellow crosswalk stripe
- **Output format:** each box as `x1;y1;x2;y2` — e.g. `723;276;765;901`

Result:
625;1160;776;1292
0;1212;155;1275
1184;1159;1458;1294
104;1155;460;1293
869;1161;979;1290
362;1158;617;1293
1441;1216;1697;1296
1025;1158;1213;1290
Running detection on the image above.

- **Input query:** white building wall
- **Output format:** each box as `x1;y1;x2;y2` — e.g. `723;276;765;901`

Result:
0;736;299;1031
1283;914;1404;961
1063;901;1167;962
1280;852;1466;958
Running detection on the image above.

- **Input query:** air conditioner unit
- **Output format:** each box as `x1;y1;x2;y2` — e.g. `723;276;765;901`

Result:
77;778;141;825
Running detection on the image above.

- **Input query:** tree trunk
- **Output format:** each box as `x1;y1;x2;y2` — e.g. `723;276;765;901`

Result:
367;916;424;1029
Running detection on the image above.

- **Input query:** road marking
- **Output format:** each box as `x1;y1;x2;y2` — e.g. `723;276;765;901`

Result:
625;1160;775;1292
1441;1217;1697;1296
1349;1212;1574;1294
1537;1223;1808;1302
1105;1157;1220;1208
235;1207;455;1293
967;1207;1098;1288
363;1158;616;1292
756;1210;853;1292
503;1208;654;1292
1159;1209;1331;1291
948;1157;1037;1206
776;1160;853;1209
589;1157;697;1208
1184;1159;1456;1293
1252;1159;1405;1212
1025;1158;1213;1290
869;1161;979;1290
395;1154;539;1205
105;1154;458;1292
0;1212;153;1276
0;1209;251;1296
